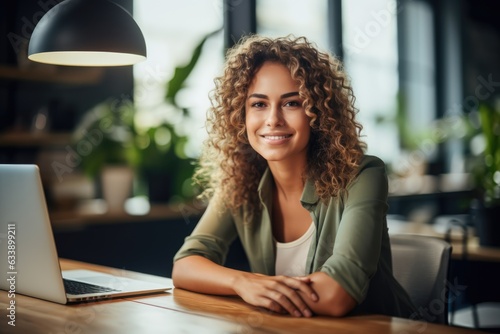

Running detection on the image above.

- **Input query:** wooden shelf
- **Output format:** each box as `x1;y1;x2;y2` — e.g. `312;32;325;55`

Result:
49;201;205;229
0;64;103;85
0;131;72;147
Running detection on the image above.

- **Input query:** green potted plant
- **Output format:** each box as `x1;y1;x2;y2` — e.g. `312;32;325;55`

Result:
73;97;137;177
72;97;137;212
469;102;500;247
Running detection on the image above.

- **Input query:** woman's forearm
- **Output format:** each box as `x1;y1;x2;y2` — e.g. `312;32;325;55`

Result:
173;256;356;317
173;255;319;317
172;255;247;295
298;272;357;317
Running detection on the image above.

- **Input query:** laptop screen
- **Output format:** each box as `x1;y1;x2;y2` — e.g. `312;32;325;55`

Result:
0;164;68;303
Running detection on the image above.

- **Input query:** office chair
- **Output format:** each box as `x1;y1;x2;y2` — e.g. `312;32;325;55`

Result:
390;234;452;325
444;219;500;333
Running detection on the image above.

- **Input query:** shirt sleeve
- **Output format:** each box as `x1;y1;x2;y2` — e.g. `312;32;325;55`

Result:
173;197;238;266
319;156;389;303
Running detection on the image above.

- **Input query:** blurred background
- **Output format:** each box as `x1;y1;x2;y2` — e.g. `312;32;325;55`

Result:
1;0;500;328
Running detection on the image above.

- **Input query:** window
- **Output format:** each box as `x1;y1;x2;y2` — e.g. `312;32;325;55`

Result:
133;0;224;157
342;0;400;163
256;0;329;51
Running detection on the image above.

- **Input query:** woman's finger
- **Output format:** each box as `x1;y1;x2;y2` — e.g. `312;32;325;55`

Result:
280;276;319;302
266;279;314;317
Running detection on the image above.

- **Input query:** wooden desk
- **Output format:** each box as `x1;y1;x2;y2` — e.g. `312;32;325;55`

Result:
0;259;484;334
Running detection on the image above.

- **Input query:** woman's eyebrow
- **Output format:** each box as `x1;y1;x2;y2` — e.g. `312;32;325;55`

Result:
281;92;299;99
247;93;268;99
247;92;299;99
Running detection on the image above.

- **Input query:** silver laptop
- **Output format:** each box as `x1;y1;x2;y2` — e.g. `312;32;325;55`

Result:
0;164;171;304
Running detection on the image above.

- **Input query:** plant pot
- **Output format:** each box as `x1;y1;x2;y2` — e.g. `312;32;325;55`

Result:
101;165;134;213
471;202;500;248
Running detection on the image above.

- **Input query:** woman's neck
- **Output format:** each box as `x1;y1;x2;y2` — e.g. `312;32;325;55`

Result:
268;160;306;200
268;159;311;243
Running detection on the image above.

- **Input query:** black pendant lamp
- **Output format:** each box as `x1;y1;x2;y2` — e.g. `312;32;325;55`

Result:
28;0;147;66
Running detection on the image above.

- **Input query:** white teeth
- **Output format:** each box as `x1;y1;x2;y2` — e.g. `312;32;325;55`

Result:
265;135;289;140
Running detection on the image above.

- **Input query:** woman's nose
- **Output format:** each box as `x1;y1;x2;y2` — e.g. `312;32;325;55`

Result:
266;105;284;127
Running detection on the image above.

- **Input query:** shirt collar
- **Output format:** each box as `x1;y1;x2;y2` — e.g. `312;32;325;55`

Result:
257;168;274;205
300;178;320;209
257;167;320;209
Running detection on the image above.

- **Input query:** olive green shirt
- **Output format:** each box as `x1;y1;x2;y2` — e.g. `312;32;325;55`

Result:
174;155;417;318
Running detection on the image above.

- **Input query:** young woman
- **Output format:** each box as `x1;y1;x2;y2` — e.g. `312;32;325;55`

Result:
172;35;416;319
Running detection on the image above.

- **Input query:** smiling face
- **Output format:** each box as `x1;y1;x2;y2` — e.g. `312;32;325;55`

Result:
245;61;311;166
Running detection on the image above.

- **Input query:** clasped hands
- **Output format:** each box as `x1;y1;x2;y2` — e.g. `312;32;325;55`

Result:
233;272;321;318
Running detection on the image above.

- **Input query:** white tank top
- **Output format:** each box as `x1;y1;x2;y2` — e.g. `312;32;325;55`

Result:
275;222;316;277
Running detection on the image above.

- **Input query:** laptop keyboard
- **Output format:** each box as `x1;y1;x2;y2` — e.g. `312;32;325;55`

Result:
63;279;120;295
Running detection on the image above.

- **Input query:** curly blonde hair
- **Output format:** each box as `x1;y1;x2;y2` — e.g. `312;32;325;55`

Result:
194;34;365;214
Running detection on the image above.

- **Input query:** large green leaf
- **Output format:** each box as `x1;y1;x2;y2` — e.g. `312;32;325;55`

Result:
165;28;222;109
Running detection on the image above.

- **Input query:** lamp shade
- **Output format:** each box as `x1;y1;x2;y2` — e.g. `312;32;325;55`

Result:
28;0;147;66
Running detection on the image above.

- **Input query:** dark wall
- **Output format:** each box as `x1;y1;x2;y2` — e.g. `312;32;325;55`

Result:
463;0;500;104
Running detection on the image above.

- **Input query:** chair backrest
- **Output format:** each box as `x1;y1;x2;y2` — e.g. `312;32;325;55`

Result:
390;234;452;324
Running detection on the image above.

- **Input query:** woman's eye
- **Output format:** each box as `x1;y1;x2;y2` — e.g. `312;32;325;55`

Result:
251;102;266;108
284;100;301;107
